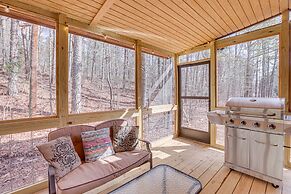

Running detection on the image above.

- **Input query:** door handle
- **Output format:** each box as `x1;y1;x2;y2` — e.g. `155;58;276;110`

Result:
254;140;279;147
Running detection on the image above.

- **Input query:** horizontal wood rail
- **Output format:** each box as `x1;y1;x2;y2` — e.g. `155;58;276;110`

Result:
216;24;281;49
178;58;211;66
11;181;48;194
0;104;176;136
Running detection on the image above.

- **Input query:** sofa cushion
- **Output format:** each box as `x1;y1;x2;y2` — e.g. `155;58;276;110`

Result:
57;150;150;194
112;126;139;152
48;125;96;161
81;128;115;162
37;136;81;180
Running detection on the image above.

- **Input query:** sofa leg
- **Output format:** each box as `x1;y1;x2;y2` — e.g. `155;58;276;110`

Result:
150;157;153;169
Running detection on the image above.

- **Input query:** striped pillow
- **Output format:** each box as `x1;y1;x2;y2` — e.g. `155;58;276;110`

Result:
81;128;115;162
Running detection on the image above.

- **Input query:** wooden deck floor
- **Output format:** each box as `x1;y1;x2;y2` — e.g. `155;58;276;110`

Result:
37;137;291;194
86;137;291;194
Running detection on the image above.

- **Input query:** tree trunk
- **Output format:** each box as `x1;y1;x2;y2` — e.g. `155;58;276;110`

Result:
122;49;127;90
71;35;83;113
49;30;54;114
29;24;39;117
8;19;19;96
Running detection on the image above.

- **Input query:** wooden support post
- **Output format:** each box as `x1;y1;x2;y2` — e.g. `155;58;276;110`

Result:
135;40;143;139
56;14;69;127
174;54;180;137
279;10;291;168
210;41;217;146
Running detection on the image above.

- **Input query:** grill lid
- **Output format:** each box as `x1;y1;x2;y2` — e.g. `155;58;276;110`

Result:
226;97;285;110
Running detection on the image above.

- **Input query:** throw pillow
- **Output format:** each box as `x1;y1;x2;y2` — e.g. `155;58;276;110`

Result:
81;128;115;162
112;126;139;152
37;136;81;180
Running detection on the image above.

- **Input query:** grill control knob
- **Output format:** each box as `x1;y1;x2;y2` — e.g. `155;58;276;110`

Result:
240;120;246;125
229;119;234;124
268;124;276;130
253;122;260;128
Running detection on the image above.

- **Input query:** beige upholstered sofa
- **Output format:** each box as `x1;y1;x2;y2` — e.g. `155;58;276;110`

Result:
47;119;152;194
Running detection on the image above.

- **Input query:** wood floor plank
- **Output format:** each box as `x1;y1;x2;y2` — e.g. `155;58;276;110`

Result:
250;178;268;194
216;170;242;194
200;166;231;194
198;160;224;187
233;174;254;194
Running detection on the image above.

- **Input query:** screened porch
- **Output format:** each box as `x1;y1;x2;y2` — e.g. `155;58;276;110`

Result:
0;0;291;194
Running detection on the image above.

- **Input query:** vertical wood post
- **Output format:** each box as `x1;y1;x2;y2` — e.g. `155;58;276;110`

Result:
174;54;180;137
56;14;69;127
210;41;217;146
135;40;143;139
279;10;291;167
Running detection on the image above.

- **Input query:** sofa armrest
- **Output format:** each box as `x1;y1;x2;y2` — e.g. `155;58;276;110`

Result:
48;165;56;194
138;139;151;151
138;139;153;168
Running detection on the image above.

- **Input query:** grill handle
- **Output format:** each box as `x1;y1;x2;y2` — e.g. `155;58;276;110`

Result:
254;140;279;147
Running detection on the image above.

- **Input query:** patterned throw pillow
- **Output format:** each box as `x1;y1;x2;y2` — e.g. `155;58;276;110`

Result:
37;136;81;181
112;126;139;152
81;128;115;162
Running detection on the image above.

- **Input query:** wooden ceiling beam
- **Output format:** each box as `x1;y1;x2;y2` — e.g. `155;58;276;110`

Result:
177;43;211;57
90;0;117;25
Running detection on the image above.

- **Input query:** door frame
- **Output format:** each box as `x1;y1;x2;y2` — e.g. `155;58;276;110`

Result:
178;60;211;144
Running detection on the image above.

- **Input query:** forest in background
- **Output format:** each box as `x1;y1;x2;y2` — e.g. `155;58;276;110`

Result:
0;16;174;193
217;35;279;106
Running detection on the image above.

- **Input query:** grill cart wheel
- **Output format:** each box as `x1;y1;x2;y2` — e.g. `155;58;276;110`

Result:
272;183;279;188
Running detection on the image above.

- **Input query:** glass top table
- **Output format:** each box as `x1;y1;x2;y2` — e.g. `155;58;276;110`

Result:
109;164;202;194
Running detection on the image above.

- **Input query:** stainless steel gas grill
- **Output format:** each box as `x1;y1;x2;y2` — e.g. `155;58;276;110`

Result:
208;97;291;187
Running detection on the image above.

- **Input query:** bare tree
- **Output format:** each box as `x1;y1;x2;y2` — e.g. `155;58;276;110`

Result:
71;35;83;113
28;24;39;117
7;19;19;96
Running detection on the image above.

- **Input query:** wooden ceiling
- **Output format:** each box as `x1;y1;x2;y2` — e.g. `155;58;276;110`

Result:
9;0;291;53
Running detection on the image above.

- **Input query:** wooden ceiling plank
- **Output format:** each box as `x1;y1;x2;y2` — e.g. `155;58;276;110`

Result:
104;12;193;48
107;9;195;47
138;0;208;43
269;0;280;15
18;0;92;23
183;0;227;35
249;0;265;21
64;0;102;13
195;0;232;32
206;0;238;31
30;0;96;18
159;0;215;39
99;17;188;50
90;0;117;25
216;0;244;29
170;0;221;37
259;0;272;19
238;0;258;24
98;18;186;50
228;0;251;27
111;2;205;45
119;0;206;44
112;1;204;44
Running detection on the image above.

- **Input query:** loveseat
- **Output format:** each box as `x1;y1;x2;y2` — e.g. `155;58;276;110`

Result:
47;119;152;194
